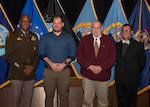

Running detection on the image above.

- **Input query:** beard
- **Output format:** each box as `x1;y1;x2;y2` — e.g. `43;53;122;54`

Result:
53;28;63;35
53;29;62;32
53;27;63;33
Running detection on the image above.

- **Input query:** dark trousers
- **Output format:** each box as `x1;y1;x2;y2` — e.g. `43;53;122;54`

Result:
43;68;70;107
116;80;138;107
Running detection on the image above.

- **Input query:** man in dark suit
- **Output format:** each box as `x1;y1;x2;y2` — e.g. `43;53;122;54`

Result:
115;24;146;107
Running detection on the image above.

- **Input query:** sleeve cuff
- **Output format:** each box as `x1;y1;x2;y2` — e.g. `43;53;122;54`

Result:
67;56;75;61
40;54;47;59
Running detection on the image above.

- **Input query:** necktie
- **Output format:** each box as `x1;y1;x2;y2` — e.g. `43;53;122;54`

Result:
122;43;128;56
94;39;99;57
25;32;27;36
25;33;30;41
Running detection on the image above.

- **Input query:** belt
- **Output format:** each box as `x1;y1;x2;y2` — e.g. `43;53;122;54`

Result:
45;66;51;69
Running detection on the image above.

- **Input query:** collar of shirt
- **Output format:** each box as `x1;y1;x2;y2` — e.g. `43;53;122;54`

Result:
20;29;29;36
93;34;102;48
122;39;130;45
53;31;63;36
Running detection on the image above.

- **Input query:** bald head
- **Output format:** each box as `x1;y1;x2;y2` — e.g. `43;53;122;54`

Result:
20;14;30;32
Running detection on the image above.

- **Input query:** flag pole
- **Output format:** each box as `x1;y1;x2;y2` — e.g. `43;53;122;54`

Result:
57;0;80;42
57;0;65;14
138;0;142;41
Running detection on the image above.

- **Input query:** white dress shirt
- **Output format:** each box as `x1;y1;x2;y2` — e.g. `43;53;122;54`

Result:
93;34;102;48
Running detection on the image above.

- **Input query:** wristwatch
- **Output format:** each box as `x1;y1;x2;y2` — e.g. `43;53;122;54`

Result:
64;61;67;64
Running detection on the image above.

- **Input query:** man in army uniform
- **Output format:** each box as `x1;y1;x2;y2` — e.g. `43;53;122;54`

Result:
5;14;39;107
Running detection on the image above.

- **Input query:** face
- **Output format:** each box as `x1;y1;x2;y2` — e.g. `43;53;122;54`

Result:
52;17;64;33
20;15;30;32
92;22;103;37
122;26;133;40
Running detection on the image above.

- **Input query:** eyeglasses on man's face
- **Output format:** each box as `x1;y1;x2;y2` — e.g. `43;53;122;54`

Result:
122;30;131;33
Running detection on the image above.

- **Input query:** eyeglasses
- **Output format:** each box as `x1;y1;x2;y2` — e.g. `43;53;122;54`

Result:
122;30;131;33
92;27;102;29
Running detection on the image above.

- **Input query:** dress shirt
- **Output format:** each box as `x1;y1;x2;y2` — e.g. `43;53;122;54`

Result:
122;39;130;45
38;31;76;64
93;34;102;48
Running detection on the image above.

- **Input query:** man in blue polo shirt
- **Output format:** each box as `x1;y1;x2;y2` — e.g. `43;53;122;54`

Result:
38;15;76;107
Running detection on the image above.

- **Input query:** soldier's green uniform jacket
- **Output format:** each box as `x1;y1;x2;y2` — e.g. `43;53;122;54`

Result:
5;29;39;81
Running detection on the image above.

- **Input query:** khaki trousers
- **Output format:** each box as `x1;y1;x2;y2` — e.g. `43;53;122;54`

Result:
82;77;109;107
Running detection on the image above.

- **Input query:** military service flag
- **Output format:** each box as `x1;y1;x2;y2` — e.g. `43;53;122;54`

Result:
103;0;128;85
0;3;14;89
73;0;98;39
129;0;150;92
44;0;79;45
103;0;128;42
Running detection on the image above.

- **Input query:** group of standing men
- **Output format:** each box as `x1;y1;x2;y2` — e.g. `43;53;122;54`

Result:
5;14;145;107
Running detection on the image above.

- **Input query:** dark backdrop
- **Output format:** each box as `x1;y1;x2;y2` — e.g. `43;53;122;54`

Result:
1;0;149;29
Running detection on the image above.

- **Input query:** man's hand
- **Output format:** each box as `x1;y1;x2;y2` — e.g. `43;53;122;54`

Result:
55;63;66;72
24;66;34;76
50;62;66;72
87;65;102;74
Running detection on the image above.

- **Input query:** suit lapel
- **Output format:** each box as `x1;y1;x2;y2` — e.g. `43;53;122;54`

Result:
117;42;123;57
123;39;135;57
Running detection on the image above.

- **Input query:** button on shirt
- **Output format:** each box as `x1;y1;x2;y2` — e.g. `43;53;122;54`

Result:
38;32;76;64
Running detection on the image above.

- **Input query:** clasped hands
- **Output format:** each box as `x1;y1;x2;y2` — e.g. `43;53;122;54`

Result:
49;62;66;72
87;65;102;74
24;65;34;76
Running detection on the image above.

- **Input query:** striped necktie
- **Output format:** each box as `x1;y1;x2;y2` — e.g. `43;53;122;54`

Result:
94;39;99;57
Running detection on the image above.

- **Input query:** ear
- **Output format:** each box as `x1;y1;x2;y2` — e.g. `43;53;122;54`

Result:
62;22;64;27
101;26;103;31
131;30;133;34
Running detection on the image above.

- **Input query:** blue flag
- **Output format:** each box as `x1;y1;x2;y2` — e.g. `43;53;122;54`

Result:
20;0;48;86
129;0;150;91
103;0;128;85
0;3;14;89
72;0;98;79
73;0;98;38
129;0;150;40
103;0;128;42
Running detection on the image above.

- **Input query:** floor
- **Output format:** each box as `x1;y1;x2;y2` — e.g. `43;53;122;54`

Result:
0;86;84;107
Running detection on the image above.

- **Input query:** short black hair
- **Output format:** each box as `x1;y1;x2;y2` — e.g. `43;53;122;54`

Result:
122;24;133;30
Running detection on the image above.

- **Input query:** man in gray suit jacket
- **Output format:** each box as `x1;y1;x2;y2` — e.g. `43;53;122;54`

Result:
115;24;146;107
